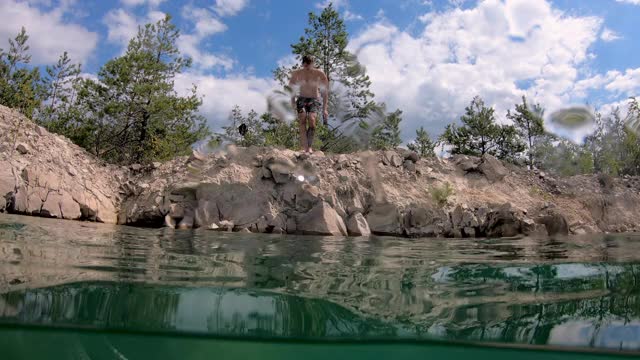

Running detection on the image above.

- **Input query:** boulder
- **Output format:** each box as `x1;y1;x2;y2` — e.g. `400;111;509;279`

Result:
403;160;416;172
484;204;522;238
478;154;508;182
366;203;402;235
536;211;569;236
15;143;29;155
346;212;371;236
297;201;347;236
453;155;480;172
403;151;419;163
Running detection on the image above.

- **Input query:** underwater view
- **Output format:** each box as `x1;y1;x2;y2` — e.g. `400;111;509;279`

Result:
1;214;640;358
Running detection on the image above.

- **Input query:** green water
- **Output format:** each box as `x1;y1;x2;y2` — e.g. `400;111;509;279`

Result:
1;214;640;359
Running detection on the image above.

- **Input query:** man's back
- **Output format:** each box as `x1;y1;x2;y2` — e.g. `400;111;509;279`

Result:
290;68;327;98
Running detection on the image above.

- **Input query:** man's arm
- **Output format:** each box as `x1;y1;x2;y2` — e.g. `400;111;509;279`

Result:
288;71;297;112
321;72;329;124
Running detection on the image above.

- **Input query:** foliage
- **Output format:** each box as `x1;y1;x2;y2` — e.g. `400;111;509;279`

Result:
407;126;436;158
222;106;266;147
370;109;402;150
35;51;82;133
262;112;299;149
534;134;594;176
440;96;525;162
507;96;545;167
0;27;41;116
69;15;209;164
429;182;455;207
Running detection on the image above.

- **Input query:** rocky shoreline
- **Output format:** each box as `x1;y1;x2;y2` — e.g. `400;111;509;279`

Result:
2;104;640;238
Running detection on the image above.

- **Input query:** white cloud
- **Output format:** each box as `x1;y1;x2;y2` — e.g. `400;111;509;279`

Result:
213;0;248;17
103;9;166;50
604;68;640;95
616;0;640;5
316;0;348;9
344;10;363;21
175;72;278;130
0;0;98;65
183;6;227;37
600;28;621;42
121;0;165;7
348;0;606;139
178;6;234;70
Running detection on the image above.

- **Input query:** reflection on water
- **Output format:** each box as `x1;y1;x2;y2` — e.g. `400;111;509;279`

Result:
1;214;640;353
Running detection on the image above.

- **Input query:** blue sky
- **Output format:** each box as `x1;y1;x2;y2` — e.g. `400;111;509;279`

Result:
1;0;639;140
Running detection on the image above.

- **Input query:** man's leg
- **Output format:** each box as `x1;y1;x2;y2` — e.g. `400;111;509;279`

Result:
307;112;317;153
298;110;308;152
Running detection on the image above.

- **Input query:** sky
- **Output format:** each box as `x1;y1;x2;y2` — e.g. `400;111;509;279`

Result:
1;0;639;141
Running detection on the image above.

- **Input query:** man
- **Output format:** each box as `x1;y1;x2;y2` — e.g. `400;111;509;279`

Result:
289;55;329;153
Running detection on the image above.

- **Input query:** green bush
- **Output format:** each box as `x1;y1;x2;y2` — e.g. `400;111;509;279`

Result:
429;182;454;207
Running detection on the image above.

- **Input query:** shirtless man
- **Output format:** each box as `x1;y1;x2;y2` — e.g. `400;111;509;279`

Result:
289;55;329;153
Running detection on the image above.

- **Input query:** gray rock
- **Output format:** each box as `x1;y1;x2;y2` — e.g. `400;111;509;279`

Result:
297;201;347;236
478;154;508;182
35;126;45;136
366;203;402;235
536;211;569;236
403;160;416;172
403;151;419;163
346;212;371;236
16;143;29;155
130;164;143;172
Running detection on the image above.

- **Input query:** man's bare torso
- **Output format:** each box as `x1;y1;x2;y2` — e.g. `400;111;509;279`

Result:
290;68;327;98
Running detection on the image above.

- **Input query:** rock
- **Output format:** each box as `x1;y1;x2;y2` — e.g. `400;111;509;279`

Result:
188;150;206;163
403;151;419;163
169;203;184;219
164;214;176;228
484;204;522;238
454;155;480;172
261;167;272;179
207;223;219;230
130;164;143;172
366;203;402;235
346;212;371;236
152;162;162;169
522;218;548;237
238;228;252;233
478;154;508;182
536;211;569;236
219;220;234;232
178;208;195;229
297;201;347;236
403;160;416;172
382;151;402;167
16;143;29;155
35;126;45;136
462;227;476;238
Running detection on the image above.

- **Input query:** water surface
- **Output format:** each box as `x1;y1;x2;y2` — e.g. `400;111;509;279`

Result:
1;214;639;358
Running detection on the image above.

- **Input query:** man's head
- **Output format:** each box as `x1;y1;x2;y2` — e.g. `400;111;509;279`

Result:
302;55;314;68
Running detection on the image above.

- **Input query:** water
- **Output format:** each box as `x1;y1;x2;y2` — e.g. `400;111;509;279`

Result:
1;214;640;359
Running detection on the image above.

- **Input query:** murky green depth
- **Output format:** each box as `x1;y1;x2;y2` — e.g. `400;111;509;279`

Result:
1;214;640;359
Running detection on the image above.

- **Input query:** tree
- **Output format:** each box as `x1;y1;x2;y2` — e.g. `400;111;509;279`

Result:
0;27;41;117
36;51;82;132
534;134;594;176
71;15;209;164
407;126;436;157
262;112;299;149
371;109;402;150
441;96;525;161
222;106;265;147
507;96;545;167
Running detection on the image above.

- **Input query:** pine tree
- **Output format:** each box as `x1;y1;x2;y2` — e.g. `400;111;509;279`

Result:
441;96;525;161
36;51;82;132
507;96;545;167
371;109;402;150
71;15;209;164
0;27;41;117
407;126;436;157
